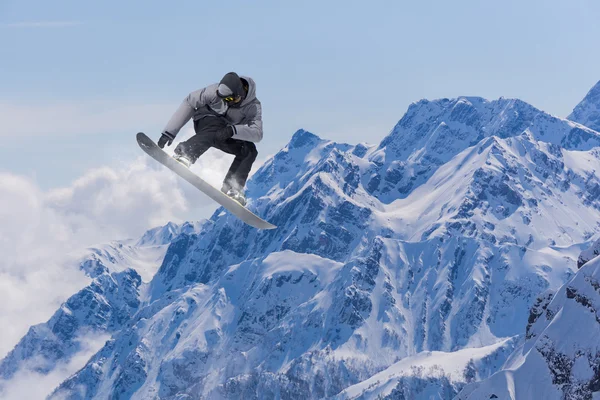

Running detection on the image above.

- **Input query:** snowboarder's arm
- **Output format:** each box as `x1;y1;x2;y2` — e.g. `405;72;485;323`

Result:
232;102;263;143
162;88;211;138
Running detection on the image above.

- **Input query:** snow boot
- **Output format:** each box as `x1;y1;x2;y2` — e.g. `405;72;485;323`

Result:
225;188;246;207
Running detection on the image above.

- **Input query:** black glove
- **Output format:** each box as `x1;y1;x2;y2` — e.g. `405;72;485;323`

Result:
216;125;235;142
158;132;174;148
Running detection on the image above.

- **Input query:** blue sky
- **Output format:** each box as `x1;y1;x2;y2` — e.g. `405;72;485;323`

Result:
1;0;600;188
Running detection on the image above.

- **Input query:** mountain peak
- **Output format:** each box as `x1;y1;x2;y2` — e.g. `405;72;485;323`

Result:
136;222;180;247
288;129;322;149
135;221;204;247
568;80;600;131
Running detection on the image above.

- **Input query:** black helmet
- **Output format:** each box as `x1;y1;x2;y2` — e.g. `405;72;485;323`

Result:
217;72;246;106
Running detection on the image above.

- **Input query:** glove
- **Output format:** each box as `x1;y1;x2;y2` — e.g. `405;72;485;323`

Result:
216;125;235;142
158;132;174;148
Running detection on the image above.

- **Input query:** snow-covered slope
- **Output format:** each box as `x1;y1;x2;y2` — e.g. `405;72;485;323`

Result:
456;244;600;400
335;337;517;399
569;80;600;132
579;237;600;269
37;88;600;399
0;222;203;398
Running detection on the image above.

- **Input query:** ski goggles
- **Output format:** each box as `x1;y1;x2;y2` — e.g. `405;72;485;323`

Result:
222;94;241;103
217;88;238;102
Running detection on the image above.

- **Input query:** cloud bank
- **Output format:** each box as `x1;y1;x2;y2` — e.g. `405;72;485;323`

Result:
0;332;109;400
0;160;189;359
0;150;210;357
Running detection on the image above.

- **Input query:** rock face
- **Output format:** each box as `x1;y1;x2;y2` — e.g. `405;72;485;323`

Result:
569;80;600;132
4;88;600;399
456;244;600;400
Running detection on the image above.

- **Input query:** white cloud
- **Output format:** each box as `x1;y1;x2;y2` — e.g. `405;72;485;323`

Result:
45;158;190;242
0;174;91;358
0;332;109;400
0;101;174;138
4;21;83;28
0;156;197;358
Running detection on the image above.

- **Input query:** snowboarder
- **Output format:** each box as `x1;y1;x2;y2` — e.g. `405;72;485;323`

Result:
157;72;263;206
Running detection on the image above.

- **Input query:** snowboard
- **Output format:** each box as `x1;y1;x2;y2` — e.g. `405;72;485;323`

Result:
136;132;277;230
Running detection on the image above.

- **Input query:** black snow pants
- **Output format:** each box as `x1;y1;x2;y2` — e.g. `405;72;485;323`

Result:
174;116;258;192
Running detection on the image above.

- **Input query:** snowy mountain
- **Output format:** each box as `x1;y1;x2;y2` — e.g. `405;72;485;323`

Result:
569;80;600;132
4;84;600;399
371;96;599;204
0;221;203;398
456;244;600;400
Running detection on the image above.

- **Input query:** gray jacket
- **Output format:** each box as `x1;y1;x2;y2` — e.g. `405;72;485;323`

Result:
162;76;263;143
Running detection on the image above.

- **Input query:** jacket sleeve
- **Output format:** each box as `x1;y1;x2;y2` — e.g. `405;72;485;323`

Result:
232;102;263;143
162;88;208;138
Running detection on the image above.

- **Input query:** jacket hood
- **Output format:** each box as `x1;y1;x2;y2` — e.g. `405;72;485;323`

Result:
240;76;257;106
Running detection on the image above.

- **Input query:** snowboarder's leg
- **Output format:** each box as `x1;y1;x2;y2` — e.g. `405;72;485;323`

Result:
213;139;258;192
173;135;210;164
173;116;227;163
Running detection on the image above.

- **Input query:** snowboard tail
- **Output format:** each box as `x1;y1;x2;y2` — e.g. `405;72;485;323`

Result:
136;132;276;230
